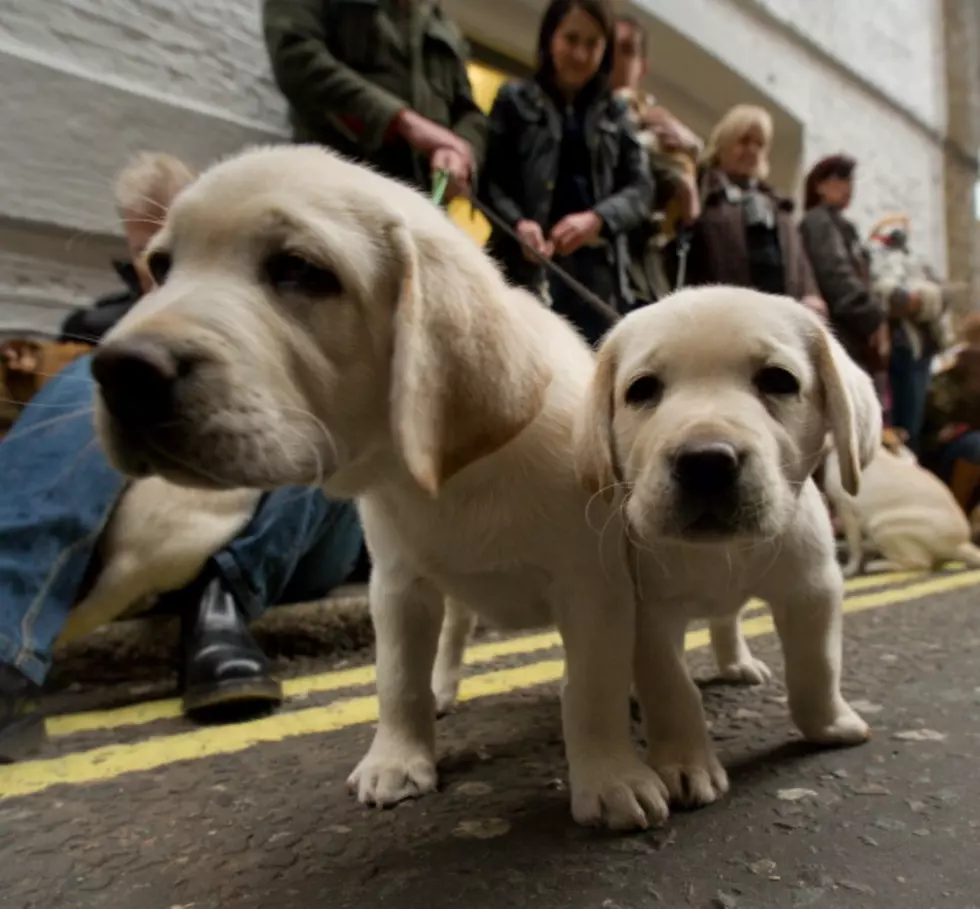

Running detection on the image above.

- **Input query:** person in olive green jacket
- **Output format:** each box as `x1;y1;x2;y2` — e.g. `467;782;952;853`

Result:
263;0;487;200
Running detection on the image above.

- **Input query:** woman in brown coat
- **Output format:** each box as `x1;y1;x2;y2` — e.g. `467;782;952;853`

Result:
683;104;825;317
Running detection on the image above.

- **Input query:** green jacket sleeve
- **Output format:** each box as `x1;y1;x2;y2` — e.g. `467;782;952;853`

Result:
263;0;406;154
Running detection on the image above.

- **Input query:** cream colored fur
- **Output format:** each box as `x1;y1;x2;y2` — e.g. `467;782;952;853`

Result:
575;288;881;808
91;145;669;831
823;440;980;577
58;482;259;644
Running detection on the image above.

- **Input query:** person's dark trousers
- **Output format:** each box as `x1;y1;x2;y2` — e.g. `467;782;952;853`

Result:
889;344;933;455
548;247;621;348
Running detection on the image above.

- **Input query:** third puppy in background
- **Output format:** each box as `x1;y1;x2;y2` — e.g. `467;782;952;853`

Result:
577;287;881;809
823;426;980;577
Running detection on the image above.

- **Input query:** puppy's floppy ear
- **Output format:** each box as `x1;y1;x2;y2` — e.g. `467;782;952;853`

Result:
812;322;882;496
575;338;618;501
388;223;551;496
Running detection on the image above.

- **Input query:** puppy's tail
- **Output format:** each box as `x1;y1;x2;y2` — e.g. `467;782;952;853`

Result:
954;541;980;569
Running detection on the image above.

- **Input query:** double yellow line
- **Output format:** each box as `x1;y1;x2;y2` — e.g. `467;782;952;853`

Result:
1;568;976;801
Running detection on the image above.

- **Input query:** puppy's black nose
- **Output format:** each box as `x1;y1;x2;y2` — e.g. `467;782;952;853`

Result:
92;336;182;429
672;442;742;497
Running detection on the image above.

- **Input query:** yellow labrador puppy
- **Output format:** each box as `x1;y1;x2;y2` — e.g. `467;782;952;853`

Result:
576;287;881;808
823;431;980;577
89;145;668;831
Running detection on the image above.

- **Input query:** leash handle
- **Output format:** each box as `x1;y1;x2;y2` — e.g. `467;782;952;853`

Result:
431;169;451;207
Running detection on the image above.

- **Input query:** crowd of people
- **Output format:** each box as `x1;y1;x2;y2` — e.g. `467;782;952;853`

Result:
1;0;979;761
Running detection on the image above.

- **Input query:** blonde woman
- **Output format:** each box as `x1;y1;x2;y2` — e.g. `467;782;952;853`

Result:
682;104;825;316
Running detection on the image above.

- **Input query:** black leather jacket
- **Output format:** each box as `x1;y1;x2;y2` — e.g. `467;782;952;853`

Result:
478;79;653;306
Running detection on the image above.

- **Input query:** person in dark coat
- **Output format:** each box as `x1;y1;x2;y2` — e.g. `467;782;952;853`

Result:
684;104;825;317
798;154;888;385
478;0;654;346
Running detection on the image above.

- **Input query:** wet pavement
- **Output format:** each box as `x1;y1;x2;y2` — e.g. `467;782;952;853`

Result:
2;569;980;909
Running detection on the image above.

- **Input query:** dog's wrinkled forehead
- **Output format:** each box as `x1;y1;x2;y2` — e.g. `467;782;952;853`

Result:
146;146;415;299
612;288;815;391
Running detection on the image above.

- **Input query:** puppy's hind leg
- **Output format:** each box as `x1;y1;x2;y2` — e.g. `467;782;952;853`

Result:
348;569;443;807
837;503;866;579
432;597;476;716
709;611;772;685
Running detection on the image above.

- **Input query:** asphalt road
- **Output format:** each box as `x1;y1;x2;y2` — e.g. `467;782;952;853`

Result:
2;568;979;909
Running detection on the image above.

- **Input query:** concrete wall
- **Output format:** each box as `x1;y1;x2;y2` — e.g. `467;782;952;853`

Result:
0;0;963;333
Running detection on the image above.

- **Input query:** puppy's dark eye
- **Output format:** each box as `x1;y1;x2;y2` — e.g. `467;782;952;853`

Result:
265;252;342;297
755;365;800;396
146;251;172;286
624;374;664;407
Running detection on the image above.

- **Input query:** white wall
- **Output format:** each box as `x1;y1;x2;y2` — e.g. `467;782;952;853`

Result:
0;0;950;333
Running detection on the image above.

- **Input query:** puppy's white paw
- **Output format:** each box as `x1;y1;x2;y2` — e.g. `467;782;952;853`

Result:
432;673;462;717
840;559;862;579
570;754;670;831
347;741;438;806
717;657;772;686
647;744;729;809
798;703;871;747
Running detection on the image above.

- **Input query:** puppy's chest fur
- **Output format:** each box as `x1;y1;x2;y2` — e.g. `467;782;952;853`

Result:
361;472;611;631
637;543;797;621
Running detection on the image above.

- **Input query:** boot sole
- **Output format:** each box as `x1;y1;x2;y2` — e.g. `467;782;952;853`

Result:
182;677;284;720
0;713;46;763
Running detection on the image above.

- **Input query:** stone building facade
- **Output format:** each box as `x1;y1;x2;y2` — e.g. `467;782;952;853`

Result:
0;0;977;333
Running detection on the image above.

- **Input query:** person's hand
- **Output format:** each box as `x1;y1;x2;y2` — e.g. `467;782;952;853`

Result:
516;220;553;262
551;211;603;257
395;108;468;159
802;295;828;320
431;144;474;201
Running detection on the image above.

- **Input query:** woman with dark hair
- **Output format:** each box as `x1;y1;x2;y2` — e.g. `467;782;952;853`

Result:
799;154;887;381
478;0;653;345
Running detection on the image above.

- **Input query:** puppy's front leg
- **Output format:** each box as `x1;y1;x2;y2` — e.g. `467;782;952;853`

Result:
636;606;729;808
348;570;443;806
766;561;870;746
556;577;669;831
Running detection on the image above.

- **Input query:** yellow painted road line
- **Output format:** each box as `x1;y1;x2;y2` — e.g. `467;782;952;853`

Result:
46;568;931;739
4;569;978;801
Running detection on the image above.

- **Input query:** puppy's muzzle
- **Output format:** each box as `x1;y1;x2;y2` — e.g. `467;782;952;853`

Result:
92;335;189;433
669;441;746;534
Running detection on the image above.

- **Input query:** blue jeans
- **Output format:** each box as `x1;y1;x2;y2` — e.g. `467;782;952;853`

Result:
935;430;980;484
889;344;933;454
0;356;363;686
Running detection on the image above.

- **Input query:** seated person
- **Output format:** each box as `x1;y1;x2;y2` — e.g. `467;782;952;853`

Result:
0;153;365;763
920;323;980;514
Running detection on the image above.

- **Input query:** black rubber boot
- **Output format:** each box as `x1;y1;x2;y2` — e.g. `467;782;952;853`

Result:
179;575;283;722
0;664;45;763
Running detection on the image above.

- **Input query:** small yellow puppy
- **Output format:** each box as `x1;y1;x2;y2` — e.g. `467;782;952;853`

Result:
577;287;881;808
823;428;980;576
